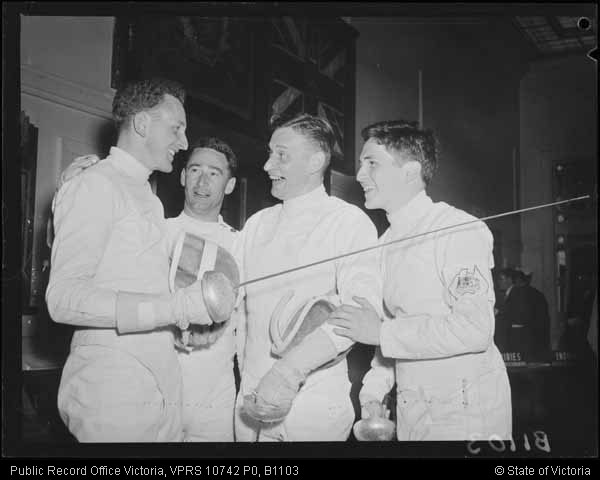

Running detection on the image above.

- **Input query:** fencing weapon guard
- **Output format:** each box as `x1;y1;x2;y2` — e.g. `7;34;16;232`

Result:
353;416;396;441
353;393;396;441
169;231;240;350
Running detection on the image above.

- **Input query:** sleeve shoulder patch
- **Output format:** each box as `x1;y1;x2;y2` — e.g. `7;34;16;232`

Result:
447;265;489;300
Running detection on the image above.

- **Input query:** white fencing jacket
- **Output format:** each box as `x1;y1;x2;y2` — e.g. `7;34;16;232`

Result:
238;185;382;423
165;213;240;405
47;146;182;441
360;191;511;440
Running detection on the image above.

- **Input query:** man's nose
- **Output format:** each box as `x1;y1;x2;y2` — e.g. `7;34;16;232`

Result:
178;132;189;151
198;172;210;185
263;156;275;172
356;164;367;182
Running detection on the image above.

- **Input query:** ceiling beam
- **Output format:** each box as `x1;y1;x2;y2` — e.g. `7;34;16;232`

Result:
510;19;544;60
546;16;567;38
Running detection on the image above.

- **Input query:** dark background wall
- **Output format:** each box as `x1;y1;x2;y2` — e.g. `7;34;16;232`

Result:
520;54;597;348
350;17;528;268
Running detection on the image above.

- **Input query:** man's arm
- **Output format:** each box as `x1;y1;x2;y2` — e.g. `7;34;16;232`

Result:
47;172;212;333
319;209;383;353
359;346;395;411
379;221;496;360
46;172;120;328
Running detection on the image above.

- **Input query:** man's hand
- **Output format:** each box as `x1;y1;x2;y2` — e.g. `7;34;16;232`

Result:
172;280;214;330
243;327;338;423
328;296;382;345
188;321;229;347
361;400;389;420
354;399;395;441
58;154;101;190
242;361;304;423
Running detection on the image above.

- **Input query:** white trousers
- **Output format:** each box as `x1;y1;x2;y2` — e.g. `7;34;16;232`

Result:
234;379;354;442
57;345;183;442
395;367;513;441
179;353;236;442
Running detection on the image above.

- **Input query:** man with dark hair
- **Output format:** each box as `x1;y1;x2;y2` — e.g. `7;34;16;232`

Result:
329;120;512;441
360;120;437;186
507;268;551;360
165;137;242;441
112;78;186;129
47;78;216;442
235;113;382;441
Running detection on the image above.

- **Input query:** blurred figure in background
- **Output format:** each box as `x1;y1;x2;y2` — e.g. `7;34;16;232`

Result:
499;267;551;361
494;268;515;353
513;268;551;361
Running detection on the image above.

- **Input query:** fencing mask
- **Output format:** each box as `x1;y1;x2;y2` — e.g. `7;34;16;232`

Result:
169;231;240;350
269;292;350;368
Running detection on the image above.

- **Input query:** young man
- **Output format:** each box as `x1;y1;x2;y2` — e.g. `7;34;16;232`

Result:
47;78;215;442
329;120;512;441
235;114;382;441
165;137;242;442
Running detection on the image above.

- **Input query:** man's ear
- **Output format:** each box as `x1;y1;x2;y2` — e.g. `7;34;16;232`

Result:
225;176;237;195
308;151;327;174
404;161;422;183
132;111;150;138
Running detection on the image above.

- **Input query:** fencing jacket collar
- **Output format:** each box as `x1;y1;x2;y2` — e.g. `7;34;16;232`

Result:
386;189;432;235
281;184;327;216
108;146;152;184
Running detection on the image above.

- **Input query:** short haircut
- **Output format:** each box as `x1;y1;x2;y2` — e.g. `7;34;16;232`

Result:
361;120;437;186
271;113;336;166
498;268;517;283
112;78;186;130
186;137;238;178
514;269;532;284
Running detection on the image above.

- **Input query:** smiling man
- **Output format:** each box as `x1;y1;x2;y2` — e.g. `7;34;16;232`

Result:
165;137;242;442
234;114;382;442
46;78;218;442
328;120;512;441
